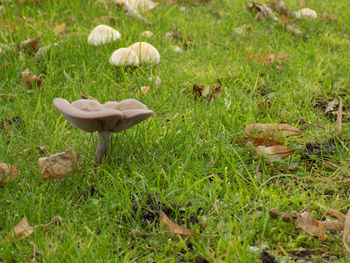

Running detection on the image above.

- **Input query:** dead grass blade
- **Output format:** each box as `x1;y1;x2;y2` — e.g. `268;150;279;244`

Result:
343;207;350;254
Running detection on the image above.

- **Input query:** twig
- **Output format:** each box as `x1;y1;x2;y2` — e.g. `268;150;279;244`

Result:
336;98;343;135
300;0;307;8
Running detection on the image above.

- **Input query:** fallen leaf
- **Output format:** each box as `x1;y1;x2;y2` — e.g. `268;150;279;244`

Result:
315;203;346;220
35;42;59;58
6;217;34;242
320;12;337;22
246;2;302;36
159;210;197;237
269;0;294;17
246;2;276;20
21;69;43;89
255;145;294;160
245;123;299;139
39;150;81;179
297;211;327;240
245;136;284;147
53;22;66;35
192;84;222;101
0;163;18;184
245;53;290;65
281;211;298;222
19;37;40;54
278;15;292;22
269;208;280;218
277;53;291;61
165;27;193;48
325;100;337;114
320;219;344;232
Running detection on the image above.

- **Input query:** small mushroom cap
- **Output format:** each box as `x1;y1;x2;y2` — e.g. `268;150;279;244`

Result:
295;8;317;19
88;25;121;46
128;42;160;65
116;0;158;11
109;48;140;66
54;98;154;132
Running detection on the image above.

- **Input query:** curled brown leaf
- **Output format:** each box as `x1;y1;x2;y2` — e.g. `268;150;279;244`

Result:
159;211;197;237
39;150;81;179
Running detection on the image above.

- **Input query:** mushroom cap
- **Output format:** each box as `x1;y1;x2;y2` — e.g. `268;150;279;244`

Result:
109;48;140;66
53;98;154;132
295;8;317;19
88;25;121;46
115;0;158;11
128;42;160;65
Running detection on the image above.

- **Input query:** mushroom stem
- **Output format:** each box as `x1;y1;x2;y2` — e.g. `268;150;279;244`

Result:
95;131;111;164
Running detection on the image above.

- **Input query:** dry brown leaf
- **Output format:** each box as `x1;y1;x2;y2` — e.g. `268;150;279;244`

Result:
53;22;66;35
320;12;337;22
21;69;43;89
320;219;344;232
269;0;294;17
39;150;81;179
315;203;346;220
343;207;350;254
277;53;291;61
255;145;294;160
297;211;327;240
19;37;40;54
159;211;197;237
278;15;292;22
245;136;284;147
245;123;299;139
300;0;306;8
192;84;222;101
6;216;34;242
0;163;18;184
246;2;276;20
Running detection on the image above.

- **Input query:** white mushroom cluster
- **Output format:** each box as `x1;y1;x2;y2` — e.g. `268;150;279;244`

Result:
295;8;318;19
109;42;160;67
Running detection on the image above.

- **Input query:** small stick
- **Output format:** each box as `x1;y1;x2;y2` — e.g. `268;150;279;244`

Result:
336;98;343;135
300;0;307;8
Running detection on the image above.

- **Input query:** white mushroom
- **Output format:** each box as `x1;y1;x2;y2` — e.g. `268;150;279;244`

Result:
115;0;158;11
140;31;153;38
295;8;318;19
109;48;140;66
88;25;121;46
128;42;160;65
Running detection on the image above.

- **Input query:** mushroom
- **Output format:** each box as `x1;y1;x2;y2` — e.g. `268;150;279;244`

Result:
128;42;160;65
109;48;140;67
53;98;154;164
295;8;317;19
116;0;158;11
88;25;121;46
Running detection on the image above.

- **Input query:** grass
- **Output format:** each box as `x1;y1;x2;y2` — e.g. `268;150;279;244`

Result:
1;0;350;261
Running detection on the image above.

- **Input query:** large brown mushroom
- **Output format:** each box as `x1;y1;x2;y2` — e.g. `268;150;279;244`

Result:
53;98;154;164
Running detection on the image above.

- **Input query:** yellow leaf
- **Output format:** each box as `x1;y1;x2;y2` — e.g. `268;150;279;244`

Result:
159;211;197;237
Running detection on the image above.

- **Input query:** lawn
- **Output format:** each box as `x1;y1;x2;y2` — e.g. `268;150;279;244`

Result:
1;0;350;262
